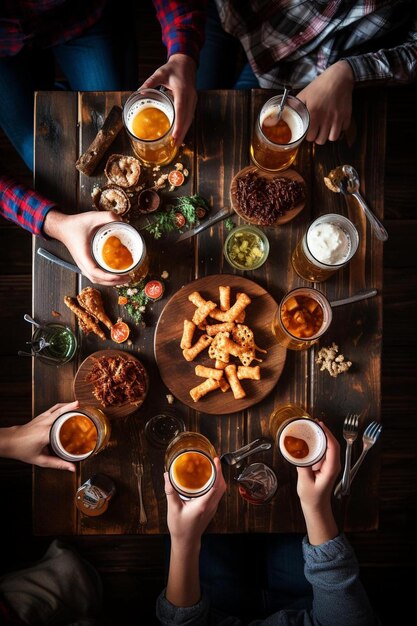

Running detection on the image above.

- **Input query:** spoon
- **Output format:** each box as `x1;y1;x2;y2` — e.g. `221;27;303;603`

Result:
24;313;44;329
330;288;377;307
325;165;388;241
221;438;272;466
26;338;51;351
263;87;290;127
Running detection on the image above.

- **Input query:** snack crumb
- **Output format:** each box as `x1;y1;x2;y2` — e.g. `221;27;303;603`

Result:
166;393;174;405
51;310;61;318
316;343;352;377
161;270;169;279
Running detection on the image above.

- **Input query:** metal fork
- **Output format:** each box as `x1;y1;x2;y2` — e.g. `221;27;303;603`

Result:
341;414;359;496
334;420;382;498
137;462;147;525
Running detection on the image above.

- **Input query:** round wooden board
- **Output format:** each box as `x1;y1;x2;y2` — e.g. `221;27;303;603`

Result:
230;166;306;226
73;349;149;418
154;275;286;414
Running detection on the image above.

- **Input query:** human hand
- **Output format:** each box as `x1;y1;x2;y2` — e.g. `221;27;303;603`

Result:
164;457;226;550
0;401;79;471
140;53;197;146
297;60;355;144
43;209;126;286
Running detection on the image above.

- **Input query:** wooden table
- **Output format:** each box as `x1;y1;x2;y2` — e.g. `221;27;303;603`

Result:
33;90;383;535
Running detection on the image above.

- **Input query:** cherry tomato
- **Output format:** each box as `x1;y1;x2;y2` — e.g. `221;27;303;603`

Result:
144;280;164;301
111;320;130;343
168;170;185;187
175;212;186;228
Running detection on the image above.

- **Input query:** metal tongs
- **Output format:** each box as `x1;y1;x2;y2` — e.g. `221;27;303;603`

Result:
221;438;272;467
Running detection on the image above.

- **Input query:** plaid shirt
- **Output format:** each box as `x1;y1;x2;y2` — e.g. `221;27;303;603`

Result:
215;0;417;88
0;175;56;236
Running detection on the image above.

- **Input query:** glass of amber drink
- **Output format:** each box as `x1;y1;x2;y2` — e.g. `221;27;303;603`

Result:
250;94;309;172
50;406;111;463
277;416;327;467
123;88;178;166
271;287;332;350
165;432;217;499
91;222;149;284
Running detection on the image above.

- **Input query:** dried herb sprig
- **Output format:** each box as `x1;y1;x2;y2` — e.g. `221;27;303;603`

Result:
144;194;210;239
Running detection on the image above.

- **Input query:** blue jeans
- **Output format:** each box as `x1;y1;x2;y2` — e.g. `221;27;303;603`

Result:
196;0;260;91
165;534;312;621
0;7;136;171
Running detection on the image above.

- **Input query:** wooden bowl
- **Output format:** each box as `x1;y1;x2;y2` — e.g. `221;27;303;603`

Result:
230;166;306;226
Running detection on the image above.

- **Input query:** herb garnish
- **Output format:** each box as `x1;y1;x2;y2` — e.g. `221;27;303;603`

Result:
117;280;149;325
144;194;210;239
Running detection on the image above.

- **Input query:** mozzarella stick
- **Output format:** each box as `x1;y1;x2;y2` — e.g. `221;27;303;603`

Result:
225;364;246;400
182;334;213;362
180;320;196;349
237;365;261;380
219;286;231;311
205;322;235;336
224;293;251;323
189;378;220;402
195;365;224;380
192;300;217;326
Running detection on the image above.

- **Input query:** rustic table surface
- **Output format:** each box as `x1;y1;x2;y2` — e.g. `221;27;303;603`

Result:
33;89;383;535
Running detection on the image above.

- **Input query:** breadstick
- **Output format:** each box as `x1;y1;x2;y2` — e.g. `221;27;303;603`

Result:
182;335;212;362
237;365;261;380
195;365;224;381
180;320;196;349
189;378;220;402
205;322;235;336
225;364;246;400
64;296;106;340
192;301;217;326
75;105;123;176
219;286;231;311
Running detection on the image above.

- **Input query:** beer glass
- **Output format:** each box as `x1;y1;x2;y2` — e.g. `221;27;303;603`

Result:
91;222;149;284
271;287;332;350
277;417;327;467
291;214;359;282
250;94;309;172
123;88;178;166
165;432;217;498
50;406;111;462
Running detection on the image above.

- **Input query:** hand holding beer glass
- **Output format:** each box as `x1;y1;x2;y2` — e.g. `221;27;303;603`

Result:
250;94;310;172
165;432;217;499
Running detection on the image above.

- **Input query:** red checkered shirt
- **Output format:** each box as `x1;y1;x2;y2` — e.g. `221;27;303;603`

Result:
0;175;56;236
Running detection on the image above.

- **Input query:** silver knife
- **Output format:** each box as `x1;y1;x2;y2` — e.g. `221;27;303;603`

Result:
176;207;233;243
37;247;82;274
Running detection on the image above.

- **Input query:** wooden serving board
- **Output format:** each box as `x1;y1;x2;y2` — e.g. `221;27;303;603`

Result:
73;349;148;418
154;275;286;414
230;165;306;225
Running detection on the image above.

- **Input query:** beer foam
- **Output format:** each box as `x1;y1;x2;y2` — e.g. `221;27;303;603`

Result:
261;105;304;143
279;419;326;466
307;222;351;265
96;226;142;273
171;451;215;495
126;98;173;134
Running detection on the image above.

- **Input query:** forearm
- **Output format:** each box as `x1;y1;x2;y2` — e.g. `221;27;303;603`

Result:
42;208;69;240
166;541;201;607
301;502;338;546
0;427;19;460
343;42;417;86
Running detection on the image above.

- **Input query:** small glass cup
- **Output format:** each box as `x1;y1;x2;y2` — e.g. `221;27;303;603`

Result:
145;412;186;448
224;225;269;271
91;222;149;284
32;322;77;365
271;287;332;350
236;462;278;504
291;214;359;282
123;88;178;167
277;417;327;467
50;406;111;463
250;94;310;172
165;431;217;499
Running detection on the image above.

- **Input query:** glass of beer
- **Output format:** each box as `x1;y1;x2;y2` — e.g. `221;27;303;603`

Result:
291;214;359;282
123;88;178;166
271;287;332;350
165;431;217;499
250;94;309;172
50;406;111;463
91;222;149;284
277;417;327;467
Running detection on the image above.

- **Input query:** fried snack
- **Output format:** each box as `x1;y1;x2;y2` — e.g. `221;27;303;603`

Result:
205;322;235;336
180;320;196;350
225;364;246;400
223;293;251;322
86;353;147;407
77;287;113;330
215;359;228;370
237;365;261;380
195;365;224;381
219;286;231;311
190;378;220;402
192;300;217;326
218;377;230;392
208;332;231;363
188;291;206;307
105;154;141;189
91;185;131;216
64;296;106;340
183;334;213;362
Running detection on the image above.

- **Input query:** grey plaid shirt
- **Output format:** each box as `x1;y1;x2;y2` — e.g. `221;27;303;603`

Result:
215;0;417;89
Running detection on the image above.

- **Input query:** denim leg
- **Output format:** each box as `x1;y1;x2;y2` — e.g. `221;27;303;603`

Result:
234;63;260;89
197;0;241;89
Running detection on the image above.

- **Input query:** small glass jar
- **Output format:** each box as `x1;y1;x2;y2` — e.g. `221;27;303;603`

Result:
75;474;116;516
32;323;77;365
49;406;111;462
145;412;186;448
224;225;269;271
165;431;217;498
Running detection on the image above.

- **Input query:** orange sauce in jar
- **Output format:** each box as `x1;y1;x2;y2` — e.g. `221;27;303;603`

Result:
284;435;309;459
281;295;323;338
262;116;292;144
102;236;133;271
172;452;213;490
132;107;171;140
59;415;98;455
